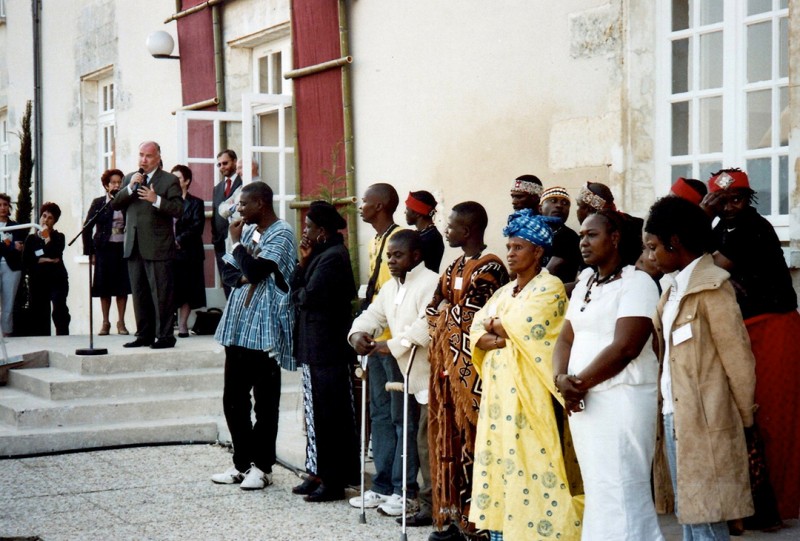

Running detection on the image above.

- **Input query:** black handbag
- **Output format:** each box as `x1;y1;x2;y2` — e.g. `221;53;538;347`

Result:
191;308;223;335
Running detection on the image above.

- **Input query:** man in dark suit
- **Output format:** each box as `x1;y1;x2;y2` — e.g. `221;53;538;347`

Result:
112;141;183;349
212;149;242;298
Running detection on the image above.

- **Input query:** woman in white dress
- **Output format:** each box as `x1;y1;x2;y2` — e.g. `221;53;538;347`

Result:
553;210;663;541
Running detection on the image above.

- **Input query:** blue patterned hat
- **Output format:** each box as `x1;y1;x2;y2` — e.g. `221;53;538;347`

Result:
503;208;560;249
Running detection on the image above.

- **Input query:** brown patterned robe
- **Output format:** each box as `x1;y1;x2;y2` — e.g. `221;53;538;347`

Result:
426;253;509;536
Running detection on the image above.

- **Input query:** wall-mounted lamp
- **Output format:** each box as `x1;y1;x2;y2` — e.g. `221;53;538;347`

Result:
147;31;180;59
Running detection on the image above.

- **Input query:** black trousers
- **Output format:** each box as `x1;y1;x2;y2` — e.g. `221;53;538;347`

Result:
223;345;281;473
127;248;175;341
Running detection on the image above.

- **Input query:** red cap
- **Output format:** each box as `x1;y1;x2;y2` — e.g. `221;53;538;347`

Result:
670;177;703;205
708;170;750;193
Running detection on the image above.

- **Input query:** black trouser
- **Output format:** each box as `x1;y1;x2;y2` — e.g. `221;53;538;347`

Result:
223;346;281;473
127;248;174;342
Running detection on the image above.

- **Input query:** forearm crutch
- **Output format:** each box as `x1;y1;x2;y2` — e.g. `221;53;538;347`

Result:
356;354;369;524
385;343;418;541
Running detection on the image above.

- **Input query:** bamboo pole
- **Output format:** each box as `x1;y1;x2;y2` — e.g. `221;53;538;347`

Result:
284;56;353;80
171;97;219;114
338;0;359;284
289;196;357;210
164;0;225;24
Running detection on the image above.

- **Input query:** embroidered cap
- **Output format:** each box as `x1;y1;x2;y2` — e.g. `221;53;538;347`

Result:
510;178;544;196
540;186;570;204
708;170;750;192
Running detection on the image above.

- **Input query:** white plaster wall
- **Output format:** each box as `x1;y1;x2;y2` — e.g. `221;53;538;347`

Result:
348;0;615;275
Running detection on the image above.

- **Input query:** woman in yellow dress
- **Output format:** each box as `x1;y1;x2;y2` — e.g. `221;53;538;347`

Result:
469;209;583;541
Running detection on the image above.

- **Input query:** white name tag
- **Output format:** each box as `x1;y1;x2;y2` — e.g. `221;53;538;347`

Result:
487;305;497;318
454;277;464;290
35;249;44;257
251;230;262;244
395;286;407;305
672;323;693;346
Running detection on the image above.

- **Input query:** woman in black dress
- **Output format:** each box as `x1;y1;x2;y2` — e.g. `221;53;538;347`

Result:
82;169;130;335
290;201;359;502
23;202;70;336
171;165;206;337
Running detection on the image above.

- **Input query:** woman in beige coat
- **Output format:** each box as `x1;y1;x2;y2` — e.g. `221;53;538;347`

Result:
644;196;755;540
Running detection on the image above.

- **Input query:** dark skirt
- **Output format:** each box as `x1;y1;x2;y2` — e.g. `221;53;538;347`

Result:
174;256;206;309
91;242;131;298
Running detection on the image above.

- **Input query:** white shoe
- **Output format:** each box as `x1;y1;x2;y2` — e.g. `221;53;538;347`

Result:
377;494;419;517
211;466;244;485
240;464;272;490
348;489;389;508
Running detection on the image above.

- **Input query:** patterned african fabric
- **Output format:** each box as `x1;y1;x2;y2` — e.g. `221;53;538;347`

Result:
301;364;318;475
426;252;508;533
214;220;297;370
468;271;583;540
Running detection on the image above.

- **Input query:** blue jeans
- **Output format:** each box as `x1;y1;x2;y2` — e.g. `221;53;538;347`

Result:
663;414;730;541
368;351;419;497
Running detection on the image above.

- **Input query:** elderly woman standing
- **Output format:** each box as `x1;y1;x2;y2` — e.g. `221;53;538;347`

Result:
170;165;206;337
82;169;130;335
469;209;583;541
290;201;358;502
553;210;662;541
645;196;756;539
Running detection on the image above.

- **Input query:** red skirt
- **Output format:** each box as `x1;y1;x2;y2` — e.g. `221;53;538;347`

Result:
746;310;800;519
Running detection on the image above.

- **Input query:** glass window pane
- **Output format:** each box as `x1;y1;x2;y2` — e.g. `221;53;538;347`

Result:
673;0;689;31
748;0;772;15
672;101;691;156
699;161;721;182
779;17;788;78
746;158;771;215
700;32;723;89
780;0;788;9
700;0;723;25
672;38;690;93
272;53;283;95
779;86;788;146
699;96;722;153
779;155;788;214
671;164;692;183
747;90;772;149
258;56;269;93
747;22;772;83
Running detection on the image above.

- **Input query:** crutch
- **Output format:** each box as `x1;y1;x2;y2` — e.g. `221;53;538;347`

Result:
385;342;418;541
356;353;369;524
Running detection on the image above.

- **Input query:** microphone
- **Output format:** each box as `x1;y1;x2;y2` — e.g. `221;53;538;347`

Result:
130;168;144;192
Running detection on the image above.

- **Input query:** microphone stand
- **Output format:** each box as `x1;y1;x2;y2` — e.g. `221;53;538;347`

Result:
67;196;115;356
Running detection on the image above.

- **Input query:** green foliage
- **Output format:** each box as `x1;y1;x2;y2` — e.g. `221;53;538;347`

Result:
15;101;33;225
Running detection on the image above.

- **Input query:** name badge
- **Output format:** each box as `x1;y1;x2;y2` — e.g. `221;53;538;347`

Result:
487;305;497;318
251;230;262;244
395;286;407;305
672;323;693;346
35;249;44;257
454;277;464;290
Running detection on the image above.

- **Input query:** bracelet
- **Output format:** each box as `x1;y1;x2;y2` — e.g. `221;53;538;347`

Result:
493;334;499;347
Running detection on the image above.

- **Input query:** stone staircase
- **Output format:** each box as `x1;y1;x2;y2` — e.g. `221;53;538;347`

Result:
0;335;305;465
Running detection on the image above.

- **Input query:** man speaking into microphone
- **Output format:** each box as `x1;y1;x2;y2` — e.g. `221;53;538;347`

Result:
113;141;183;349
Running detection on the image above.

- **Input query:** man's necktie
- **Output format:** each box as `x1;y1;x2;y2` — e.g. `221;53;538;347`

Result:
224;177;232;198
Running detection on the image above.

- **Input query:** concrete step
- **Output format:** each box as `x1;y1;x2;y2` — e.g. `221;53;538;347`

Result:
0;388;224;429
7;366;223;400
0;417;220;457
48;347;225;375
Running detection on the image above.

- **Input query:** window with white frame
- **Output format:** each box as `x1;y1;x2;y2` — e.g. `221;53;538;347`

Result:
98;78;115;171
659;0;789;231
0;114;9;193
0;0;7;21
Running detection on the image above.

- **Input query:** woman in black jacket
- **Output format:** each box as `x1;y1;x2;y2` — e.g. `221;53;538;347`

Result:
171;165;206;337
0;193;26;336
82;169;131;335
290;201;359;502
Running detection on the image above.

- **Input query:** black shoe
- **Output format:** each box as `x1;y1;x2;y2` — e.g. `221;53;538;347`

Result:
428;524;466;541
396;511;433;527
177;332;190;338
292;477;321;495
304;484;344;503
123;338;154;348
150;337;176;349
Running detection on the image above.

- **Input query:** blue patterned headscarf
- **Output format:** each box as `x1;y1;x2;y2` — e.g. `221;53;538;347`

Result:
503;209;561;250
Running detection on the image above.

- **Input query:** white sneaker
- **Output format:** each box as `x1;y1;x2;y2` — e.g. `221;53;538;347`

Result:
348;489;389;508
377;494;419;517
211;466;244;485
240;464;272;490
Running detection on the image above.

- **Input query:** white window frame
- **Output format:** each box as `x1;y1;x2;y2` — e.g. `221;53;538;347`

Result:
0;113;9;193
97;77;115;172
0;0;7;21
655;0;790;239
252;40;293;97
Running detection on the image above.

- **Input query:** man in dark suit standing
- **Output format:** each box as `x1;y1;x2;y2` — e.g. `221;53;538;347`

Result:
212;149;242;298
112;141;183;349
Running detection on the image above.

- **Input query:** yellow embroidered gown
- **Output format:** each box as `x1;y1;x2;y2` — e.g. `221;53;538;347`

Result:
469;270;583;540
